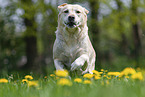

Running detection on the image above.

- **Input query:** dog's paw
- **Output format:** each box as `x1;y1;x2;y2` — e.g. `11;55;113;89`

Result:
70;59;84;71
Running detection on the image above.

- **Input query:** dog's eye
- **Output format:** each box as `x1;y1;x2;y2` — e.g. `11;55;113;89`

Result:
64;10;69;13
76;10;81;14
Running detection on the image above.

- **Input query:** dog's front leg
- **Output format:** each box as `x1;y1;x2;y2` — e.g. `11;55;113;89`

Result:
71;54;89;71
54;59;64;70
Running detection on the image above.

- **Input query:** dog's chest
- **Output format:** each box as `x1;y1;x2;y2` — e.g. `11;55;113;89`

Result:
62;36;85;61
64;37;80;55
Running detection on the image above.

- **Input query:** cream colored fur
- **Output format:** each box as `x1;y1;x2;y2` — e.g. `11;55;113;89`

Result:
53;3;96;75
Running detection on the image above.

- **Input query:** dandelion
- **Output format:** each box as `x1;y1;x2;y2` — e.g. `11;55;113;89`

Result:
22;79;28;83
125;76;130;79
44;76;47;78
105;70;108;72
50;74;55;77
55;77;60;80
107;76;111;79
94;75;101;80
121;67;136;76
74;78;82;83
92;70;99;75
57;78;72;86
0;78;8;83
28;81;39;87
55;70;69;77
99;72;103;74
25;75;33;80
107;72;120;76
83;80;92;84
103;75;107;77
101;69;104;72
131;72;143;81
83;73;93;79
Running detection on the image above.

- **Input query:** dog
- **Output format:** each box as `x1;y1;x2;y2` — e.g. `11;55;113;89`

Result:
53;3;96;75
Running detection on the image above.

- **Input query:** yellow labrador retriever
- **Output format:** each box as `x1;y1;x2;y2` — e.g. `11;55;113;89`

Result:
53;3;96;75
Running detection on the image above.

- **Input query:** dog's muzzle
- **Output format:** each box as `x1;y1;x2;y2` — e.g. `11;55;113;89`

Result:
64;16;80;28
68;16;75;22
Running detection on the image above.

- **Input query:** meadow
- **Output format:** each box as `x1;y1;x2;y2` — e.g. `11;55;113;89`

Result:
0;67;145;97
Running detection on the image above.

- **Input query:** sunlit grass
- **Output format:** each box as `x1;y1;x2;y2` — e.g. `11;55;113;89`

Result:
0;67;145;97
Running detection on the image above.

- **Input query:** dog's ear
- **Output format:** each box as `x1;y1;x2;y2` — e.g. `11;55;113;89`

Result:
58;3;68;9
84;8;89;14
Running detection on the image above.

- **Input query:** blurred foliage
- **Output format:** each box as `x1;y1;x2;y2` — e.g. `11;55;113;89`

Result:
0;1;25;72
0;0;145;74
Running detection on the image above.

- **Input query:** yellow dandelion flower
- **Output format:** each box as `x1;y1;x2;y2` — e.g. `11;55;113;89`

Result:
44;76;47;78
107;72;120;76
83;80;92;84
28;81;38;87
94;75;101;80
22;79;28;83
74;78;82;83
101;69;104;72
121;67;136;76
125;76;130;79
55;70;69;77
92;70;99;75
83;73;93;79
103;75;107;77
99;72;103;74
55;77;60;80
25;75;33;80
57;78;72;86
105;70;108;72
50;74;55;77
131;72;144;81
0;78;8;83
107;76;111;79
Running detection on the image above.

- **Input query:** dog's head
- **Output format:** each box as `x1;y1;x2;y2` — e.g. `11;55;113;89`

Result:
58;3;89;28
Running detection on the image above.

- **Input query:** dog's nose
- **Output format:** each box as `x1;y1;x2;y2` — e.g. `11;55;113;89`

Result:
68;16;75;22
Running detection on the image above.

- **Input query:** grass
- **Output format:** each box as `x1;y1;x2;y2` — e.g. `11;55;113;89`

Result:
0;68;145;97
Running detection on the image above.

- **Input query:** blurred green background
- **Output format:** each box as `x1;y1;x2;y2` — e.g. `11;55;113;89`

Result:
0;0;145;75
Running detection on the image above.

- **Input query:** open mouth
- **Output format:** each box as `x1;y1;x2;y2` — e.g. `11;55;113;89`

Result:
64;22;80;28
